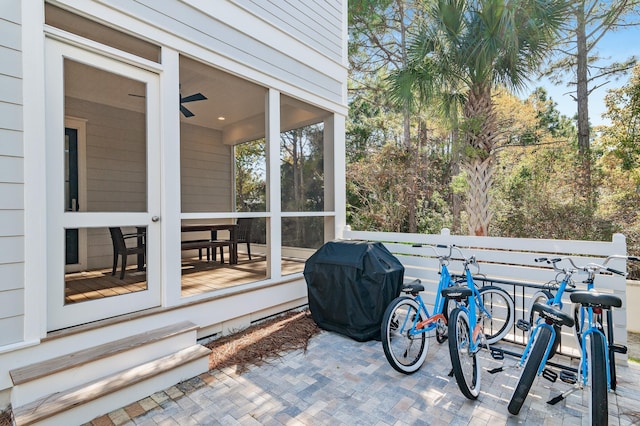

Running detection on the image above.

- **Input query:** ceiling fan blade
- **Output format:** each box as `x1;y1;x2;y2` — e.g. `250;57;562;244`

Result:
180;105;194;117
180;93;207;103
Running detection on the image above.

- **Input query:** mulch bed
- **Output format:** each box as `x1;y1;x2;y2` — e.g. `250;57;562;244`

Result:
0;410;9;426
204;309;321;373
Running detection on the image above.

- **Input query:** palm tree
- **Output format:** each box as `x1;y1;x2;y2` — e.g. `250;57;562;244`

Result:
390;0;567;235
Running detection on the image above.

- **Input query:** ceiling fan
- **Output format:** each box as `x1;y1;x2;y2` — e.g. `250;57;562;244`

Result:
128;86;207;118
180;91;207;118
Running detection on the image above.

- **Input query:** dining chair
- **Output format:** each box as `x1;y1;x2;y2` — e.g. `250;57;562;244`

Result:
109;227;146;280
236;218;253;260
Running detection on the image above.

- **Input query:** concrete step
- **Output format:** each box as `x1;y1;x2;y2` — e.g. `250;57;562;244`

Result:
10;321;200;406
13;344;211;426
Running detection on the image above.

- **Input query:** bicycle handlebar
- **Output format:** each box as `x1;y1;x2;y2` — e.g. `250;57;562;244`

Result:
536;254;636;278
414;243;480;273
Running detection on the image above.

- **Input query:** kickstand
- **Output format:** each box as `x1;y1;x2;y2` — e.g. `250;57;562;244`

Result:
448;368;454;377
548;386;578;405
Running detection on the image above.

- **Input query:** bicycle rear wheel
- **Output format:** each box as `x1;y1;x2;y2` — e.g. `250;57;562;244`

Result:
589;332;608;425
448;308;481;399
477;286;514;344
508;326;553;415
381;297;428;374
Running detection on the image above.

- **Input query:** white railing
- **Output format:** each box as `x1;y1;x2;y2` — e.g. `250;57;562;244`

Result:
342;227;628;361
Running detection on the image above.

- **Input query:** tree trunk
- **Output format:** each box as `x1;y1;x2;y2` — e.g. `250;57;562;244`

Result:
465;156;493;236
464;86;496;236
451;126;461;234
398;0;417;233
575;3;592;195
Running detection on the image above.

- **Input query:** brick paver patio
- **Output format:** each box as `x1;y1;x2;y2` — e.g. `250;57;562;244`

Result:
87;330;640;425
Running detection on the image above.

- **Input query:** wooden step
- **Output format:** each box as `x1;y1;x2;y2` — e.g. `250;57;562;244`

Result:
10;321;197;385
13;344;211;426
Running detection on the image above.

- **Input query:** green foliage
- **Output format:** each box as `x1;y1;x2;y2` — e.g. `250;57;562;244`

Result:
345;0;640;258
347;141;454;232
235;139;266;212
280;124;324;213
596;64;640;277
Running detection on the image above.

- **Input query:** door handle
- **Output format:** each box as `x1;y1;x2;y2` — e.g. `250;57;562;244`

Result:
152;216;160;222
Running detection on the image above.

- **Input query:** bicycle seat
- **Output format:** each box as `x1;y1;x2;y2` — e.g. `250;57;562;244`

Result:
570;291;622;309
402;279;425;294
441;286;472;299
531;302;574;327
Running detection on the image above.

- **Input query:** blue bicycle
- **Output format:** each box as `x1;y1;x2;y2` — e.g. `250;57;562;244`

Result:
440;246;514;399
516;257;579;359
381;245;514;376
508;255;637;423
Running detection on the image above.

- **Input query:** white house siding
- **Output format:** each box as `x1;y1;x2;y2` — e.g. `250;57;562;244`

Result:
231;0;343;63
100;0;345;106
0;0;25;347
180;123;233;213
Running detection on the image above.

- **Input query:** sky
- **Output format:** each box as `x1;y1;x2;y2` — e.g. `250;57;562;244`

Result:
523;25;640;127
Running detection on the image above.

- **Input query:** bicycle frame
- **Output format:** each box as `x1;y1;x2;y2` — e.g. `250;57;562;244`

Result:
517;260;576;368
405;256;453;336
441;246;490;351
454;260;484;352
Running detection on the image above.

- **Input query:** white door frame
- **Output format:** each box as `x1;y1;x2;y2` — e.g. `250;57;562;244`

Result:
45;38;162;330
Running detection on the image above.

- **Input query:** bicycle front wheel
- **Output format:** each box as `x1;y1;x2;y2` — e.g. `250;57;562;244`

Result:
381;297;429;374
589;332;608;425
477;286;514;344
508;326;553;415
448;308;481;399
527;290;561;358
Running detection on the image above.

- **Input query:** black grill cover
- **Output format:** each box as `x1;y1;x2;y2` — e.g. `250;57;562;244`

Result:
303;240;404;341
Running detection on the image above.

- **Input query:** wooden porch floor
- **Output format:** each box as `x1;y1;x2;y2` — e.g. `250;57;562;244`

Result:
64;254;306;304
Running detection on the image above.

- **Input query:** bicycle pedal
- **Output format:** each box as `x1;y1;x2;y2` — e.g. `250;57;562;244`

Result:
490;348;504;360
542;368;558;383
611;344;628;354
559;370;577;384
516;319;530;332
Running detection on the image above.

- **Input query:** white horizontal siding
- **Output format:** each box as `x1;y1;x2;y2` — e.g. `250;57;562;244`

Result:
180;123;232;213
232;0;342;62
0;236;24;264
0;102;22;132
0;156;23;183
0;210;23;236
0;45;21;78
0;74;22;105
0;288;23;318
101;0;343;104
0;183;24;209
0;16;21;50
0;0;24;348
0;129;23;157
0;315;24;347
0;263;23;292
0;0;21;24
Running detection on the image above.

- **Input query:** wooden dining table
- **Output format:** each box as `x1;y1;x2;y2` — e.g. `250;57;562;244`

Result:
181;223;239;264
